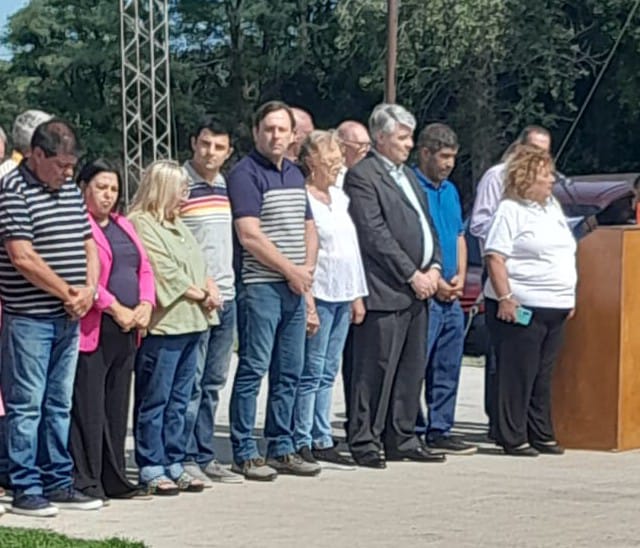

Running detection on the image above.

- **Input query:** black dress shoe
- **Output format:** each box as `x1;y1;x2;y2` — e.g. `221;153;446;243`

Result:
354;452;386;469
503;444;539;457
386;446;446;463
531;441;565;455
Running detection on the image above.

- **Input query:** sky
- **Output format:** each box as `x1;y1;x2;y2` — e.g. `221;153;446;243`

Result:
0;0;29;61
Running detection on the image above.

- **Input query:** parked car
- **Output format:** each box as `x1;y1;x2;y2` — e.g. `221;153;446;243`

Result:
461;173;638;356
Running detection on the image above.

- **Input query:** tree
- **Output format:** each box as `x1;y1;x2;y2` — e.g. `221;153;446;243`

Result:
1;0;638;195
0;0;122;160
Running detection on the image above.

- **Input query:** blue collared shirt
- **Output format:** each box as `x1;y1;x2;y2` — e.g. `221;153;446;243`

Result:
412;167;463;281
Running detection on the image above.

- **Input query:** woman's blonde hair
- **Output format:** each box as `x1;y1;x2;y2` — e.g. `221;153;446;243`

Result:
128;159;188;222
504;144;554;202
298;129;343;177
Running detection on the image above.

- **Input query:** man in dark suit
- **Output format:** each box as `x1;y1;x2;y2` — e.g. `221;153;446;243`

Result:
344;103;446;468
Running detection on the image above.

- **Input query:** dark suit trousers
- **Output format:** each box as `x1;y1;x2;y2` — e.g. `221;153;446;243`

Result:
341;326;355;439
348;300;427;457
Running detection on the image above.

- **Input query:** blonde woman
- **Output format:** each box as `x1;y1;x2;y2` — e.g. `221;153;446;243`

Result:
484;145;576;457
293;131;368;467
128;160;220;495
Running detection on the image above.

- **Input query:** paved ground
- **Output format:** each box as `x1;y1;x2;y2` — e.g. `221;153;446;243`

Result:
2;359;640;548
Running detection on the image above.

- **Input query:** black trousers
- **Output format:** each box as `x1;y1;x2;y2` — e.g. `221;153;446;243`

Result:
348;300;427;458
485;299;569;449
341;325;355;440
69;315;138;498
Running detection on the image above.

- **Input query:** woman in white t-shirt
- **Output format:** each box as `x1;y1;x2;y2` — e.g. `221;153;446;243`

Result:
484;144;577;457
292;130;368;468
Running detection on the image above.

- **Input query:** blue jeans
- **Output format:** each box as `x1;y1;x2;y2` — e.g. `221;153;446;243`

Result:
229;282;306;462
184;301;237;466
294;300;351;450
423;299;465;441
1;313;79;496
134;331;205;483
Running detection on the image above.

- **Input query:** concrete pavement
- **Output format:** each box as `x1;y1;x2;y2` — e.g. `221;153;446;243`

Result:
2;360;640;548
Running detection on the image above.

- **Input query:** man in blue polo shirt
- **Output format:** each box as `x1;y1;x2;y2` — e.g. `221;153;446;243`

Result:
413;123;477;455
227;101;321;481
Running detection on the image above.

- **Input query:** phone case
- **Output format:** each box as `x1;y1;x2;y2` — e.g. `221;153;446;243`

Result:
515;306;532;326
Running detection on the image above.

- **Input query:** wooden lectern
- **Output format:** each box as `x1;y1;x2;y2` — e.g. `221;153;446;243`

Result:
553;226;640;450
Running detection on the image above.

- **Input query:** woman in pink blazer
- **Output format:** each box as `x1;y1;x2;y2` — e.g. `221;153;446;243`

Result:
69;160;156;501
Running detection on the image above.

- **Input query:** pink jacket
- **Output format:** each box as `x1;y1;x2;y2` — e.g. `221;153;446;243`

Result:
79;213;156;353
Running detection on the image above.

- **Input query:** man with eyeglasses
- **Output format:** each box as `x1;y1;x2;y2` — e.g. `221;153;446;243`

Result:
337;121;371;171
335;120;371;439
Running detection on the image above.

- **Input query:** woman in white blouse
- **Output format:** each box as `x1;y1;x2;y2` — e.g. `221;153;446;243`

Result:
484;144;577;457
293;130;368;468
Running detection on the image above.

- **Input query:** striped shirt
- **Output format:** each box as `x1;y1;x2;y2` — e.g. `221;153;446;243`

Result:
227;150;311;284
181;162;235;300
0;163;91;316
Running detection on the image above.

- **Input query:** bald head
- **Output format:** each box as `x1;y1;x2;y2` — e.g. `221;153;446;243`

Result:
337;120;371;168
286;107;315;162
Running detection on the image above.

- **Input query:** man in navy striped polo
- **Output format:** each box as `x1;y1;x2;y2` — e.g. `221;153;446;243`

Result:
227;101;320;481
0;120;102;516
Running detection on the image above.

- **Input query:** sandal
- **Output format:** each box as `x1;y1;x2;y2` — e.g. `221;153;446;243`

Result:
173;471;205;493
146;476;179;496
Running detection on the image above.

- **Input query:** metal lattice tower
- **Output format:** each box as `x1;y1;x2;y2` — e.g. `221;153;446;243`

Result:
119;0;172;205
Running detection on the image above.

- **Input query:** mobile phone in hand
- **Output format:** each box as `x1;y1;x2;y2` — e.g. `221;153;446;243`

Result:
515;306;532;326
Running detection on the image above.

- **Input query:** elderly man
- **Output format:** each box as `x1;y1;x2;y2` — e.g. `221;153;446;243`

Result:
0;120;102;516
0;110;53;179
470;125;551;439
286;107;314;162
345;103;446;468
337;120;371;169
335;119;371;435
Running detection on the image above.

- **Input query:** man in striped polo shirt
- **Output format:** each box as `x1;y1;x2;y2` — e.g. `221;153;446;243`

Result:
181;116;243;485
227;101;320;481
0;120;102;517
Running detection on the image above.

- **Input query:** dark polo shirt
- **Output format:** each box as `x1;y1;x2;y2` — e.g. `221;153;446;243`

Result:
227;150;312;284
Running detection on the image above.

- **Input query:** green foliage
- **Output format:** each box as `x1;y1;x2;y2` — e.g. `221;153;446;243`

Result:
0;0;122;160
0;526;145;548
1;0;638;198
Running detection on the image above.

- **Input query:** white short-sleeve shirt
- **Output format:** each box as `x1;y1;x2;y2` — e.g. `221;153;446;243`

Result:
308;186;368;302
483;197;577;309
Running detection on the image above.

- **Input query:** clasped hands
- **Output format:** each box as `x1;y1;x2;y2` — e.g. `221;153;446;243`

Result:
410;268;442;301
201;278;224;313
64;285;95;320
435;274;464;303
112;301;154;332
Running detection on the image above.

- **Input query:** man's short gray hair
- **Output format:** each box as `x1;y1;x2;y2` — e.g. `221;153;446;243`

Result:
12;109;53;154
368;103;416;143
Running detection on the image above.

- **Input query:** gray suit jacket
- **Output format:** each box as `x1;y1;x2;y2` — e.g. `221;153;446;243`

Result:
344;151;442;312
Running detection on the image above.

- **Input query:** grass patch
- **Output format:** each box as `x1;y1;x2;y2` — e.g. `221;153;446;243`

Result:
0;527;145;547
